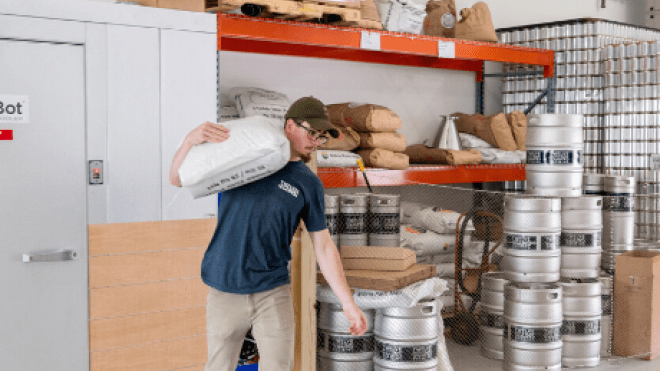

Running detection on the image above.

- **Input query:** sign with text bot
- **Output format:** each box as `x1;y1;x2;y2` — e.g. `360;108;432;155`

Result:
0;95;29;124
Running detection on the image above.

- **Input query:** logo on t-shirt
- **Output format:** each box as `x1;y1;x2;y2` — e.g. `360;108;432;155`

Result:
278;180;299;198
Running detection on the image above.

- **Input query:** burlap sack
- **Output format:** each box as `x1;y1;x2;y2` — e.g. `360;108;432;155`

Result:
342;104;403;132
326;103;350;128
453;112;517;151
505;110;527;151
319;126;361;151
445;149;482;165
423;0;456;38
358;148;409;170
403;144;448;164
359;132;407;152
455;1;498;43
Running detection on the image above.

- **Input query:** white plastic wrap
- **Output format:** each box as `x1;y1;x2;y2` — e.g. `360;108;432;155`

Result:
400;202;427;225
477;148;526;164
228;87;290;123
178;116;290;199
316;150;361;168
458;132;494;148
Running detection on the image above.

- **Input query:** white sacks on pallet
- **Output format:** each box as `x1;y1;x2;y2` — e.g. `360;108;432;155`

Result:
178;116;290;199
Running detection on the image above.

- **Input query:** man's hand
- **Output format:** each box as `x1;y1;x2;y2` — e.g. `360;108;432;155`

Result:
185;121;230;146
342;301;368;336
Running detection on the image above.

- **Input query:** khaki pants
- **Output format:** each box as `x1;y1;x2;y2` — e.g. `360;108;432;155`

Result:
205;284;295;371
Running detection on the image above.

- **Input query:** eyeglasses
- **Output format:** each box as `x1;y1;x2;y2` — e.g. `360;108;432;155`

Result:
295;121;329;145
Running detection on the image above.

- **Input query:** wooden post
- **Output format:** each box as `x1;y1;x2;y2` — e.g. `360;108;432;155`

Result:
292;154;318;371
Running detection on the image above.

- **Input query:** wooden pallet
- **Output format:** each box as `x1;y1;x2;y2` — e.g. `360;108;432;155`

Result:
304;0;361;9
335;18;383;30
207;0;361;22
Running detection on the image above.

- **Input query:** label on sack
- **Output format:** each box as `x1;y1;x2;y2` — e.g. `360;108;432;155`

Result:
560;232;601;248
376;340;437;362
504;324;562;343
441;13;455;28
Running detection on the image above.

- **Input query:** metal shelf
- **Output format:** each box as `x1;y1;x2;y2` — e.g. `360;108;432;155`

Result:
217;14;555;80
318;164;526;188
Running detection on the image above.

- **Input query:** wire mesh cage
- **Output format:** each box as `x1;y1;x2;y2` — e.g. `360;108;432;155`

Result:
311;167;660;371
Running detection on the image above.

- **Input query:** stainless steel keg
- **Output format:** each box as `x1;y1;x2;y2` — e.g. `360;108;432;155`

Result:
583;173;607;195
339;193;369;247
374;300;439;370
480;272;509;360
325;194;340;247
502;196;562;283
599;274;613;357
560;278;602;368
526;114;584;197
503;282;563;371
368;194;401;247
317;302;376;370
602;176;636;272
561;196;603;274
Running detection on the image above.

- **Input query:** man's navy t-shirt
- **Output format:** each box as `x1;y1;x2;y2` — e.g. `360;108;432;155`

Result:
201;161;328;294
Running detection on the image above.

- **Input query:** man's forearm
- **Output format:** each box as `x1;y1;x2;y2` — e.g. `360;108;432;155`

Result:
169;140;194;187
316;241;354;306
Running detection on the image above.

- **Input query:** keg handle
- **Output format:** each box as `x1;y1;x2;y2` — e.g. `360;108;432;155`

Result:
421;306;434;314
549;293;559;300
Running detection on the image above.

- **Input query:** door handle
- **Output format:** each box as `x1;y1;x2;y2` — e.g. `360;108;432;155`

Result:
23;249;78;263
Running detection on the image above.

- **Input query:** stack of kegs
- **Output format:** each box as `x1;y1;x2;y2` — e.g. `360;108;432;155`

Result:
337;193;403;249
317;302;375;371
601;175;636;273
525;114;585;197
373;300;439;371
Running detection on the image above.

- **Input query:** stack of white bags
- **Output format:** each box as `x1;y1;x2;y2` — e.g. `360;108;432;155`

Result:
400;202;484;308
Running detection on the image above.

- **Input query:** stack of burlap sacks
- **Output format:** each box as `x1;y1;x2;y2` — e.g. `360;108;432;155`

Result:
324;103;409;170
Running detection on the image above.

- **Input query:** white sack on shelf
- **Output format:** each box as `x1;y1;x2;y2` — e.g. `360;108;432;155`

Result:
218;106;240;122
458;132;494;148
316;150;361;168
477;148;526;164
178;116;290;199
375;0;426;34
400;202;428;225
228;87;290;124
409;207;474;234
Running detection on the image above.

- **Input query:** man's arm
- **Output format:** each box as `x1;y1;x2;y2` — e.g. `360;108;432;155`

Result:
169;121;230;187
309;228;368;336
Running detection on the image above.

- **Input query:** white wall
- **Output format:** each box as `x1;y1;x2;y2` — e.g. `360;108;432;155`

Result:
220;1;647;145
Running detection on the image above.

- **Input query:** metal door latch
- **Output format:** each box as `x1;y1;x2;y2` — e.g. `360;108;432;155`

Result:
23;249;78;263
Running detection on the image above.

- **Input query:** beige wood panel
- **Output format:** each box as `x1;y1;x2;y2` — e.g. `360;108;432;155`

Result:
89;219;216;256
90;307;206;351
89;248;205;288
90;278;209;320
292;155;318;371
90;335;206;371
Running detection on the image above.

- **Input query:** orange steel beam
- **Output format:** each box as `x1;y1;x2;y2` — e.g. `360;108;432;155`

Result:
317;164;526;188
217;14;554;77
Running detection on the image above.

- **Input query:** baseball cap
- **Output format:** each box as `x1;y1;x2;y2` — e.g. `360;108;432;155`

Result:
285;96;340;138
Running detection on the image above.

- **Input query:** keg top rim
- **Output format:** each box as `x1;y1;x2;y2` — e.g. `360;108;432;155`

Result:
559;278;600;284
507;282;561;290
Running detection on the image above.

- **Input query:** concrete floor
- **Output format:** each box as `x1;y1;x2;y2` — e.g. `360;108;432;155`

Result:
445;340;660;371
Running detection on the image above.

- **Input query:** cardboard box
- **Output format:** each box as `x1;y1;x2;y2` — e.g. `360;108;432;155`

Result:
341;246;416;271
318;263;435;291
613;251;660;360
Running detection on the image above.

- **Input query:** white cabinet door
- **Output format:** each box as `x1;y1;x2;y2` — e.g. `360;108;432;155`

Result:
160;29;218;220
0;39;88;371
106;24;161;223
